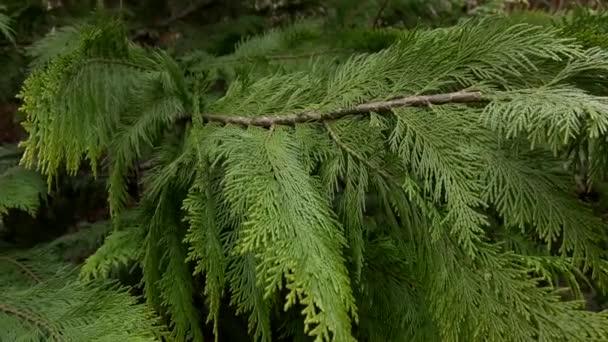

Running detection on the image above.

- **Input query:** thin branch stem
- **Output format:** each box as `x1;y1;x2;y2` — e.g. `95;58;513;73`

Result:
324;119;445;238
0;303;62;341
324;122;388;178
0;256;41;283
373;0;391;28
208;48;353;67
201;90;484;127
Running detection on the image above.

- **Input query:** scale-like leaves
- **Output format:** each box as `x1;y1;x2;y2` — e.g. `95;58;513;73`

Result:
183;172;226;340
220;128;357;342
13;10;608;342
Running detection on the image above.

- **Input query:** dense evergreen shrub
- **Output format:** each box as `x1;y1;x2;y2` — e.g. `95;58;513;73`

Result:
6;2;608;341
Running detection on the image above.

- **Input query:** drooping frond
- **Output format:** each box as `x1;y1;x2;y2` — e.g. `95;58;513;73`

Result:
17;18;136;181
0;6;14;43
26;26;81;70
216;127;357;341
225;252;272;342
0;166;46;219
182;168;226;340
0;225;166;342
483;87;608;151
389;106;488;253
356;238;437;342
107;51;188;216
0;271;164;342
422;240;608;341
141;183;204;341
79;224;145;280
479;144;608;283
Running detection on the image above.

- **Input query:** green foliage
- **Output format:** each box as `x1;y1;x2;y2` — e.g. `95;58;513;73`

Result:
0;223;166;342
0;5;14;43
0;145;46;221
0;166;46;219
559;7;608;48
13;6;608;342
80;216;145;280
26;25;81;70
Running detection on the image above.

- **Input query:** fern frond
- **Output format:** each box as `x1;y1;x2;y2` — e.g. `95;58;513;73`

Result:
226;253;273;342
27;26;81;70
390;106;487;253
220;127;357;341
182;170;226;340
1;270;164;342
483;87;608;151
0;166;46;218
480;144;608;286
79;225;145;280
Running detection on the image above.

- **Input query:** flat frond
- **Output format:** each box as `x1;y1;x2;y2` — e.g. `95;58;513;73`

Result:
27;26;81;70
0;166;46;218
80;225;145;280
220;127;357;342
389;106;487;253
182;170;226;340
0;270;164;342
483;87;608;151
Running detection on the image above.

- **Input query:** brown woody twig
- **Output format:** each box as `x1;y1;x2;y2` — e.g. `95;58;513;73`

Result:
201;90;484;127
0;256;41;283
0;303;62;341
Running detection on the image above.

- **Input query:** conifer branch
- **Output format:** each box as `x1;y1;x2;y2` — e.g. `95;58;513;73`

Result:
202;91;484;127
0;303;62;341
0;256;41;283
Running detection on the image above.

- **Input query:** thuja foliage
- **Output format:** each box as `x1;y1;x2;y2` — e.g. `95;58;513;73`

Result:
0;220;166;341
11;7;608;342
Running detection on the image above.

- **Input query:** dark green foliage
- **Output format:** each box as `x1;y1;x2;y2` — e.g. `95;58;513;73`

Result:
0;144;46;228
0;221;167;341
560;7;608;48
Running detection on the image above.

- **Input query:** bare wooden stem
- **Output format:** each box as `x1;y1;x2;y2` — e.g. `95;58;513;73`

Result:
201;90;484;127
